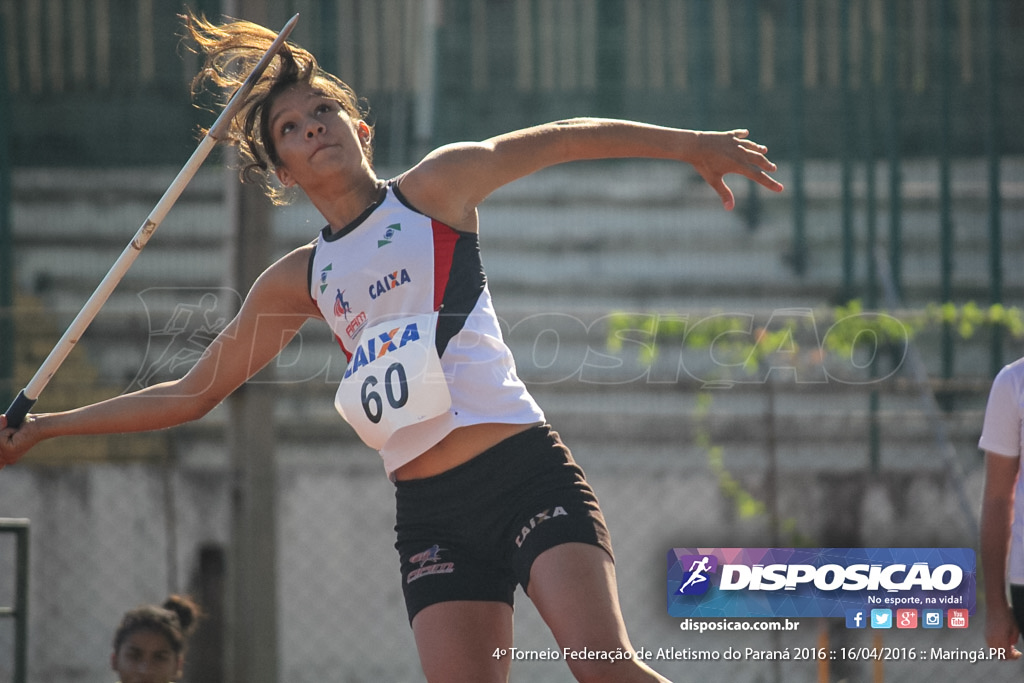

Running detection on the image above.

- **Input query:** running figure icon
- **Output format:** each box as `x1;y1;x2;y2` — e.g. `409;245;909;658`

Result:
679;556;713;593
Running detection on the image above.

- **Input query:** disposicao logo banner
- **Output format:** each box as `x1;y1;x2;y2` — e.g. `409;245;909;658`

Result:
667;548;975;618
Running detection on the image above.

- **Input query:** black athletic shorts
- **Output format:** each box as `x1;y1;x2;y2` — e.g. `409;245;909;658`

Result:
1011;584;1024;634
394;424;613;623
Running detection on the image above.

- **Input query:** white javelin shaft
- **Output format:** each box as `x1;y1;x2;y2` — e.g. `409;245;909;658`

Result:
6;14;299;426
23;135;216;399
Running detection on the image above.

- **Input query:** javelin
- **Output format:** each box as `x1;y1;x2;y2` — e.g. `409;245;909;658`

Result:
3;14;300;428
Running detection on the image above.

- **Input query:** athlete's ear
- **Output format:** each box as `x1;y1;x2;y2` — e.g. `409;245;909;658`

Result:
275;164;296;188
357;121;372;145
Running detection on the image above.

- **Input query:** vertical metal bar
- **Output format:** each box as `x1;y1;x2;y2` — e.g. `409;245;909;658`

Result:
218;5;279;681
688;0;711;129
225;177;279;683
862;0;880;470
744;0;762;230
986;0;1003;376
840;0;855;300
0;520;30;683
0;7;12;405
885;0;902;298
14;522;28;683
595;0;625;119
789;0;807;275
939;0;955;385
863;0;878;310
413;0;440;160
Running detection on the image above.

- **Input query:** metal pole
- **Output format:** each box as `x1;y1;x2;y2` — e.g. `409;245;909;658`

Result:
219;3;279;682
986;0;1004;375
225;176;278;683
414;0;440;161
862;0;878;310
884;0;902;298
862;0;880;470
788;0;807;276
939;0;955;389
13;520;28;683
688;0;711;130
0;519;30;683
839;0;854;300
596;0;625;119
0;9;13;407
744;0;762;230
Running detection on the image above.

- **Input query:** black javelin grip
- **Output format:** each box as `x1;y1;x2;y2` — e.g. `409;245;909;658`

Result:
4;391;35;429
2;13;299;431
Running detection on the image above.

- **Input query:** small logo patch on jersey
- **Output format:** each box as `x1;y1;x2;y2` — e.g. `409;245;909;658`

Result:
345;311;368;339
333;289;351;319
378;222;402;248
319;263;333;294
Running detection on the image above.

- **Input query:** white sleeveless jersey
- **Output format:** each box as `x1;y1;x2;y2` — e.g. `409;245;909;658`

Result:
308;181;544;477
979;356;1024;583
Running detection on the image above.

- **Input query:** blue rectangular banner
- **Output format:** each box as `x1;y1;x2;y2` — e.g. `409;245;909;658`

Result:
667;548;975;619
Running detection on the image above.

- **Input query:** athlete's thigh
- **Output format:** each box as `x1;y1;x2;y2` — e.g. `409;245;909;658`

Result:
411;600;514;683
528;543;671;682
527;543;630;650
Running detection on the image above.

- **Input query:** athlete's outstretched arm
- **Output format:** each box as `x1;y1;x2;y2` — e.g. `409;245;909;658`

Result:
399;118;784;230
0;247;320;468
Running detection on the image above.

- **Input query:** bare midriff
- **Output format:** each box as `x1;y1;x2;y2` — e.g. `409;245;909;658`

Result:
393;422;534;481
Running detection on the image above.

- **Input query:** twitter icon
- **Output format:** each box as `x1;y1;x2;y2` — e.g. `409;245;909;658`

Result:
870;609;892;629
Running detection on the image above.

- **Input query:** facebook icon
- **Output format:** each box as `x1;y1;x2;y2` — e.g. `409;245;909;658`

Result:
846;609;867;629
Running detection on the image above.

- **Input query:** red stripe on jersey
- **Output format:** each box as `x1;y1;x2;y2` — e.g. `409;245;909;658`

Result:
431;220;459;312
336;334;352;362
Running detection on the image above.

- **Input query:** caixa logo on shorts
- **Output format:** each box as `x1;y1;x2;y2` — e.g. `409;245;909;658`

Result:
515;507;569;548
407;544;455;584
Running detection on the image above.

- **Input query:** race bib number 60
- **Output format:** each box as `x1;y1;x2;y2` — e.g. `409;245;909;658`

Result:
334;312;451;449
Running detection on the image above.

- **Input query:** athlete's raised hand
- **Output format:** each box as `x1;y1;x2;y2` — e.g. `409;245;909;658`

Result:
687;129;784;211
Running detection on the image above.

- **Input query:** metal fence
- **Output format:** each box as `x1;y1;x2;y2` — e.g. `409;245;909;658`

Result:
0;519;28;683
2;0;1022;370
3;0;1022;162
0;458;1017;683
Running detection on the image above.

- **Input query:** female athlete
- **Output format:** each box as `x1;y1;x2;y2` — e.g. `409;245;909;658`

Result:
2;13;783;682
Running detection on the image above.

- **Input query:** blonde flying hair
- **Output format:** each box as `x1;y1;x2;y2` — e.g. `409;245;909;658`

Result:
183;11;372;204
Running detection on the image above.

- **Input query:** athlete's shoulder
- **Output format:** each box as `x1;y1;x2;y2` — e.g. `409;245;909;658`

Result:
247;244;321;317
268;242;316;280
986;356;1024;407
996;356;1024;385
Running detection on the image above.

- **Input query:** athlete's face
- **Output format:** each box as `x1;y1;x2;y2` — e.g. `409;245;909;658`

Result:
269;83;371;190
111;629;182;683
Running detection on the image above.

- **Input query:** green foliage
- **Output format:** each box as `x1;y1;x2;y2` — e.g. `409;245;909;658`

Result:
694;393;814;546
608;300;1023;546
693;395;763;518
607;300;1024;363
